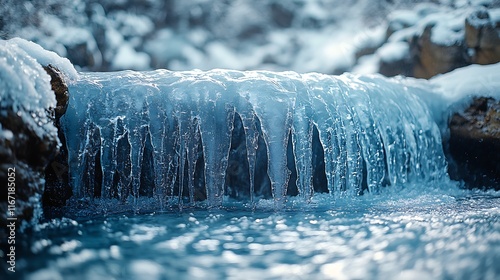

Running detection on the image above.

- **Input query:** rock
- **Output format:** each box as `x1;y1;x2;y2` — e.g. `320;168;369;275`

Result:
43;66;72;213
379;58;414;77
448;97;500;190
412;25;467;79
386;9;420;39
43;65;69;118
465;9;500;65
369;7;500;79
465;9;490;48
0;39;64;244
63;34;102;70
0;96;59;243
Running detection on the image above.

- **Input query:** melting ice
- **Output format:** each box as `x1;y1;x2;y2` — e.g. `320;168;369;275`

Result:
62;69;448;207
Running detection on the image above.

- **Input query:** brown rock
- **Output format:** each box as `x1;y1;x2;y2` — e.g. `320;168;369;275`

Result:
43;65;69;119
479;24;500;49
465;9;490;48
465;9;500;65
448;97;500;189
0;108;59;244
413;25;467;79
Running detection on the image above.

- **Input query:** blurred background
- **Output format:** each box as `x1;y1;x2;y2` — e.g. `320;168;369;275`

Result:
1;0;499;78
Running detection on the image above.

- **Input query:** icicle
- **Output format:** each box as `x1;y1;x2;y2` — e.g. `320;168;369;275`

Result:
336;77;364;196
238;71;295;207
114;119;131;201
344;76;386;193
99;117;118;198
186;118;200;204
289;74;314;202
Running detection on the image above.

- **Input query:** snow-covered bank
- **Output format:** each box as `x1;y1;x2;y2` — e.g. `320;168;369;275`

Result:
431;63;500;110
0;38;75;241
430;63;500;190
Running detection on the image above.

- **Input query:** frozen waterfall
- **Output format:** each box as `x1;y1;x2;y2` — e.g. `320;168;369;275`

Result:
61;69;447;207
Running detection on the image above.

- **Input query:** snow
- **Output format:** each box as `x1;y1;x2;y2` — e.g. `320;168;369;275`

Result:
430;62;500;121
144;29;204;70
112;44;151;70
428;12;466;46
387;10;420;31
7;38;78;82
352;54;379;75
0;38;60;141
489;8;500;22
377;41;409;63
109;12;154;38
0;0;427;74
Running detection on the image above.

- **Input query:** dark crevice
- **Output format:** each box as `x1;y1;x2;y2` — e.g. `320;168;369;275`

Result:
81;125;102;198
381;141;392;187
181;153;189;199
254;116;272;199
312;124;328;193
286;129;298;196
194;133;206;201
225;112;250;199
359;155;368;196
139;132;155;197
93;143;102;198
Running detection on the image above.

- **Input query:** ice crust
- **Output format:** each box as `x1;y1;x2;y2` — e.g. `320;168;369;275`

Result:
62;69;448;207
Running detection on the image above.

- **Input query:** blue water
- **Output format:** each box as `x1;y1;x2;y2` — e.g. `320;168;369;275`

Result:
13;185;500;280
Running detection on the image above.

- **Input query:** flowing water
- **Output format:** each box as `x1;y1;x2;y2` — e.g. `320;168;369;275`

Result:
14;185;500;280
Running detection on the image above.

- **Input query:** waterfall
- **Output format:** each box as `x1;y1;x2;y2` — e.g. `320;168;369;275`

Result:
61;69;448;207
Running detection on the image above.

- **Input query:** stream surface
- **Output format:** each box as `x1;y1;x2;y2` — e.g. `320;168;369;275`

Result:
12;185;500;280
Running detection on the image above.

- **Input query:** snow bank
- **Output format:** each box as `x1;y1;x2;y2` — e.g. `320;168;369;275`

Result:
406;62;500;130
8;38;78;82
431;62;500;106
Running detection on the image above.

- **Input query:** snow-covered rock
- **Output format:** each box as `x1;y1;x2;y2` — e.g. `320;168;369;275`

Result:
353;2;500;78
430;62;500;189
465;8;500;64
0;38;75;238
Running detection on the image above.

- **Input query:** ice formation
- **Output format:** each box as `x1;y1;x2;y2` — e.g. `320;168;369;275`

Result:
62;69;448;207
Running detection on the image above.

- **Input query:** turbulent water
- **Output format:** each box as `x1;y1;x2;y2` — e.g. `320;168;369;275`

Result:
15;186;500;280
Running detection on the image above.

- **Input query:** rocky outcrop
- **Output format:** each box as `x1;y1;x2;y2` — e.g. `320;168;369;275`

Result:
411;25;468;79
0;109;59;229
43;65;69;118
364;4;500;79
0;38;74;243
448;97;500;190
465;9;500;65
